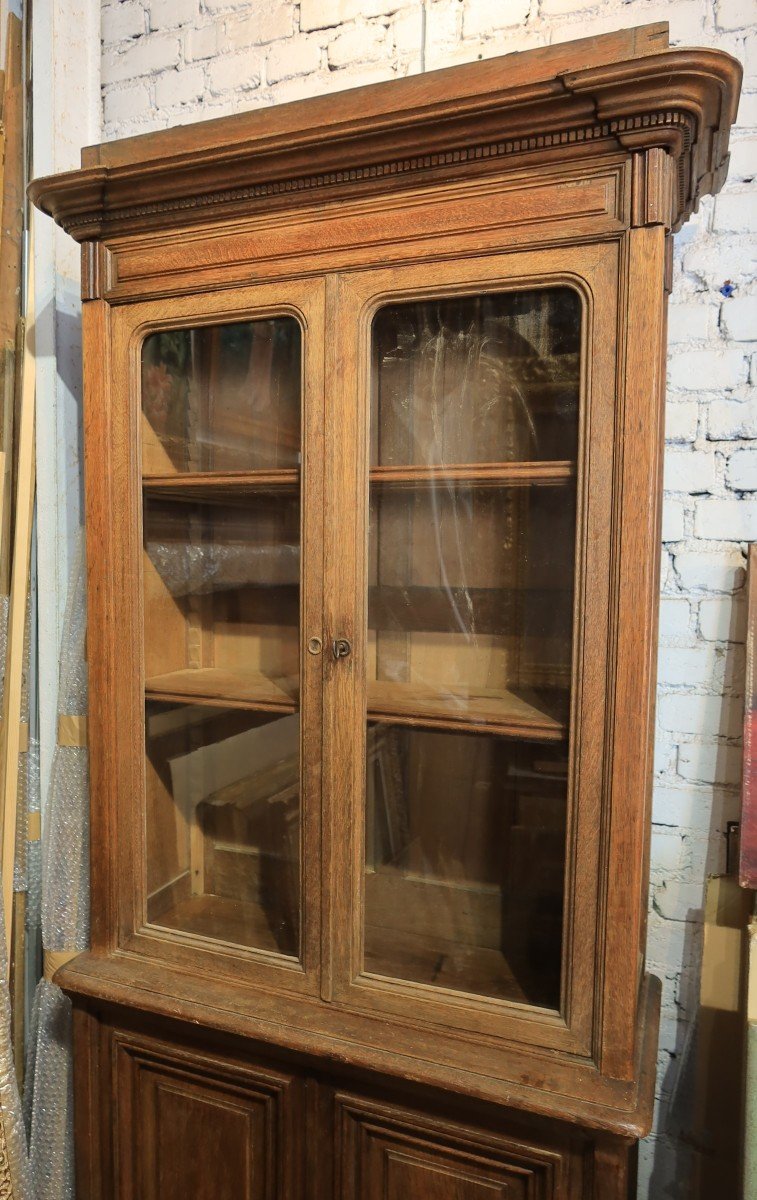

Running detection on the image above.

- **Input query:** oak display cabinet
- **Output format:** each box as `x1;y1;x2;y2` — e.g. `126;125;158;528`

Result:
31;24;741;1200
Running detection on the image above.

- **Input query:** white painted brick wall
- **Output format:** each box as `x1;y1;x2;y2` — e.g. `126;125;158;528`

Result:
99;0;756;1194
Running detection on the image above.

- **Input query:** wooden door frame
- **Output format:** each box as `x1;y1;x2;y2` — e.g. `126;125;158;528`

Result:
89;277;327;999
323;242;620;1060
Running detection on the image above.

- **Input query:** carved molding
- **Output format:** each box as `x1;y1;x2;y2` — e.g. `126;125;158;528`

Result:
59;110;695;238
335;1092;565;1197
81;242;114;301
630;146;679;227
29;44;740;242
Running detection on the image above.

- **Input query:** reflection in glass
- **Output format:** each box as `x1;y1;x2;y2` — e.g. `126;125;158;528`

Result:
141;316;302;959
371;290;579;466
363;288;580;1008
145;703;300;956
142;317;301;475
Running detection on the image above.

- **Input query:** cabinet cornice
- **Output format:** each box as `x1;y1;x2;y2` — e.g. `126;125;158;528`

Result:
30;36;741;241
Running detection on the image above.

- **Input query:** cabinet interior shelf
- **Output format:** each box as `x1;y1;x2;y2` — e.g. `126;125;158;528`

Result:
141;461;575;501
369;461;575;488
145;667;298;713
144;667;566;740
142;469;300;501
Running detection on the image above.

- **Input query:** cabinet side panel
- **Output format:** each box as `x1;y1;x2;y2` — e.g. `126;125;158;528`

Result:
82;299;116;951
601;225;666;1079
71;1003;106;1200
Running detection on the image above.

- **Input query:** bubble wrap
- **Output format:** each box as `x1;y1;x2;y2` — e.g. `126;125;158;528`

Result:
147;539;299;595
24;539;89;1200
13;596;33;893
26;980;73;1200
0;867;31;1200
14;738;38;895
41;544;89;952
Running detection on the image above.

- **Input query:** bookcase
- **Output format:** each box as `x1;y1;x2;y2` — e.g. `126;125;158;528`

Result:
30;23;741;1199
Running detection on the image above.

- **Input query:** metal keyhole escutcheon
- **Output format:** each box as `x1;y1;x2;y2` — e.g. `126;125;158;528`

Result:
332;638;352;661
307;636;323;656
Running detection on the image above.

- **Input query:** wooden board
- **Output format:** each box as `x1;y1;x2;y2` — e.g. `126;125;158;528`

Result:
80;25;671;169
142;469;300;501
0;16;23;353
367;679;566;740
145;667;298;713
0;229;34;943
144;666;565;740
370;462;575;488
741;543;757;887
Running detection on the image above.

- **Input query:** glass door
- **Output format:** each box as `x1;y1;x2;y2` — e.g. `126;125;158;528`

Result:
115;279;325;993
364;289;577;1010
328;247;618;1052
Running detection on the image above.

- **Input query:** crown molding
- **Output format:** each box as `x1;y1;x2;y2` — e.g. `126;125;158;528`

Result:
29;38;741;241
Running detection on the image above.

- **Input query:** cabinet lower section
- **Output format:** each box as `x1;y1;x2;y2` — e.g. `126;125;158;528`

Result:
71;1000;638;1200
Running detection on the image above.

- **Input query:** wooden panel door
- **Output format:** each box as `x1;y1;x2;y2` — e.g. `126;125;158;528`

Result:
112;1028;305;1199
324;244;619;1057
335;1092;584;1199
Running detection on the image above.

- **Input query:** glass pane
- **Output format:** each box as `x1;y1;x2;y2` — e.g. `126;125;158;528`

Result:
365;731;567;1006
141;318;301;959
367;483;574;733
145;704;299;956
142;318;301;474
371;291;579;466
363;288;580;1009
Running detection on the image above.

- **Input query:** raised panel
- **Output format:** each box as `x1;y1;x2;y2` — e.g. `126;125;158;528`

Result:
335;1093;580;1200
149;1080;256;1200
384;1149;531;1200
113;1031;303;1200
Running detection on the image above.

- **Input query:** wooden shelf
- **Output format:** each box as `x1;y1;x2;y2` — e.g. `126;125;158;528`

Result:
143;469;300;502
145;667;565;739
364;924;531;1004
145;667;298;713
369;461;574;489
149;892;297;958
142;462;573;503
367;679;566;740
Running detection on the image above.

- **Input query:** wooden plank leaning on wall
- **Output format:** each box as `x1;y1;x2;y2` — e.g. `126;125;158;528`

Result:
0;12;32;1095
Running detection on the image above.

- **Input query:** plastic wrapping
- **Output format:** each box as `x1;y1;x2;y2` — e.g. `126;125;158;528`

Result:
41;743;89;954
0;594;8;695
13;596;33;893
13;738;37;897
26;980;73;1200
24;541;89;1199
41;545;89;953
0;868;31;1200
146;537;299;595
22;800;41;1136
0;589;33;1199
23;740;41;937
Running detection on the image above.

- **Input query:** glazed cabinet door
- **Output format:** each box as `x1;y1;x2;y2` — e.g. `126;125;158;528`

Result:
99;279;325;996
325;245;619;1055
